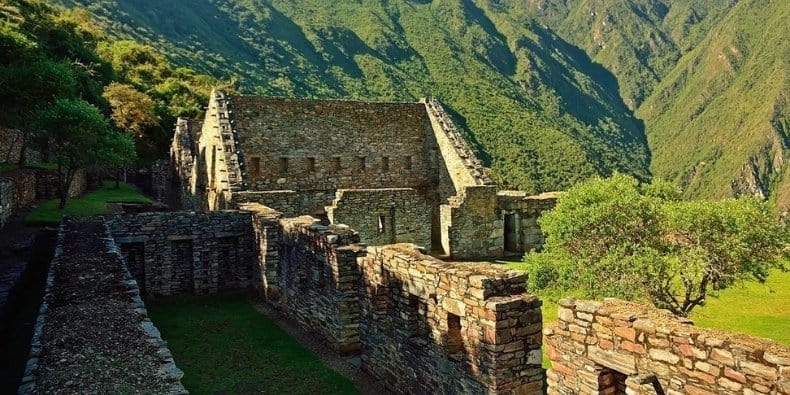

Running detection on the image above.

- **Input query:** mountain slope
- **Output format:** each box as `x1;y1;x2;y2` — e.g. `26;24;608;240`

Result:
637;0;789;211
55;0;651;193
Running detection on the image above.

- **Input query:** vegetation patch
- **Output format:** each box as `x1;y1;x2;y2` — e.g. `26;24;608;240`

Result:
25;181;151;226
146;296;358;395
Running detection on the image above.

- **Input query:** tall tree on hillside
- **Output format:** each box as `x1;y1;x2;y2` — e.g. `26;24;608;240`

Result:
32;98;135;208
102;82;157;185
103;82;159;137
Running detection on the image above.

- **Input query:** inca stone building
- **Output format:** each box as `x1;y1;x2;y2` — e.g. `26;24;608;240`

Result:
171;90;558;259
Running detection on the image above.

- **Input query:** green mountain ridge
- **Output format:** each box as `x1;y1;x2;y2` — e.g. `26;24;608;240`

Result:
55;0;651;194
53;0;788;211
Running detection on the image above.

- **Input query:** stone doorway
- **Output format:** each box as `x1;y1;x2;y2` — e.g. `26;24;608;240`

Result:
504;212;519;253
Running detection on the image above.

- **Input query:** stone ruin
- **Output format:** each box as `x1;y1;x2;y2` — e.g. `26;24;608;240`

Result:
169;90;559;259
546;299;790;394
18;92;790;394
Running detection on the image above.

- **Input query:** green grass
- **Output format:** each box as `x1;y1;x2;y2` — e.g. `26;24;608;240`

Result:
25;181;151;225
0;163;18;174
25;162;59;171
146;296;358;395
690;270;790;345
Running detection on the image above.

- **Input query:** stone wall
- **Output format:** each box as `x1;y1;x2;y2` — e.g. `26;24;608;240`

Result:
108;211;258;298
497;191;560;253
546;298;790;395
275;215;365;354
35;168;87;200
231;96;435;193
19;218;185;394
0;128;39;164
441;185;503;259
358;244;544;394
170;118;203;210
326;188;431;248
0;169;36;229
233;190;301;217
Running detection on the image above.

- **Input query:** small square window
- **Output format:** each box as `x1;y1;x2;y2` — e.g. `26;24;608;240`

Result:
279;157;289;173
405;156;413;170
356;156;366;171
307;157;316;172
381;156;390;172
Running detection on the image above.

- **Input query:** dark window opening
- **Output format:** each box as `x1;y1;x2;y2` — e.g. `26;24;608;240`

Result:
381;156;390;172
446;313;463;356
332;157;341;172
405;156;413;170
250;157;261;178
598;369;629;395
307;157;316;172
356;156;366;171
279;157;289;173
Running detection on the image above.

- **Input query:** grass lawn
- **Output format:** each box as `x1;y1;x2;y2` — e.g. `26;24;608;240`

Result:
0;163;18;174
26;181;151;225
690;270;790;345
147;296;358;395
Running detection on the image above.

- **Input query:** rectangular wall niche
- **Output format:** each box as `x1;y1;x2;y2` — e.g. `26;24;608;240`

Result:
169;239;194;294
120;242;145;293
217;236;239;292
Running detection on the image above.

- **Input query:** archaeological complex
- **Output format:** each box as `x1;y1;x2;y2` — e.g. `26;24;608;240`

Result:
12;91;790;394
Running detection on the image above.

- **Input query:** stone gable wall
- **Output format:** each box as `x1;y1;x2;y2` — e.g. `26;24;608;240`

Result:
108;211;258;298
358;244;544;394
231;96;434;192
326;188;431;248
0;169;36;229
545;298;790;395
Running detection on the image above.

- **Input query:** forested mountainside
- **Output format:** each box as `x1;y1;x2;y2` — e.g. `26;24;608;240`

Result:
53;0;651;194
50;0;789;209
523;0;788;211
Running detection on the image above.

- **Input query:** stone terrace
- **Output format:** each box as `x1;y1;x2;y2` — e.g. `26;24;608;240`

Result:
545;298;790;395
19;218;185;394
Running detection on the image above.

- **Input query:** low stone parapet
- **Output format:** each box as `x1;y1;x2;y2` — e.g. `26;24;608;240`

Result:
545;298;790;394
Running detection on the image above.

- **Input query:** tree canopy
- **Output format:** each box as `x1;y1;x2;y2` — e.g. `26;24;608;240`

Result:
526;174;789;316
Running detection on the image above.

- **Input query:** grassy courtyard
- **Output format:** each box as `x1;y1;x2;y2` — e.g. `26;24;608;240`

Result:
26;181;151;225
147;296;357;395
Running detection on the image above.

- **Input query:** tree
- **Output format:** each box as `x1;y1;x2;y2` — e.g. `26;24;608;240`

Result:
526;174;788;316
102;82;159;137
31;98;134;208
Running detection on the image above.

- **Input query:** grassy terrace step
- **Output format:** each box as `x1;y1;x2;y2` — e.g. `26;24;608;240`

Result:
147;296;358;395
25;181;152;226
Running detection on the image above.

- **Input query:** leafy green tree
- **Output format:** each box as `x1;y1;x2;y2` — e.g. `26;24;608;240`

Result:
32;98;134;208
102;82;159;137
526;174;788;316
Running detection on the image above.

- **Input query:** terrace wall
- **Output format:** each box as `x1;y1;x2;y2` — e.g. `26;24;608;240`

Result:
19;218;185;394
108;211;258;298
546;298;790;395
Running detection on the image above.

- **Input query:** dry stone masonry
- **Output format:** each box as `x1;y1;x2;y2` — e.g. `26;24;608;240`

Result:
108;211;258;298
174;90;559;260
326;188;431;248
545;298;790;395
19;218;185;394
358;244;545;394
